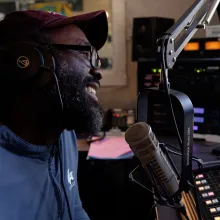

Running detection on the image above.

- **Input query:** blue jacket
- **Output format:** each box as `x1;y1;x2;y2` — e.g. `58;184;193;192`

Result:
0;125;90;220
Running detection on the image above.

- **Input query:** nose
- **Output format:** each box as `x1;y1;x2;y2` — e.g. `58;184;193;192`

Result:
89;69;103;80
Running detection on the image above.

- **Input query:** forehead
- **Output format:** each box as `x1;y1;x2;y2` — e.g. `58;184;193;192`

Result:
44;24;90;45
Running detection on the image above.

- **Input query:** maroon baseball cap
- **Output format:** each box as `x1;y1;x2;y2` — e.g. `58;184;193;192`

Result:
0;10;108;50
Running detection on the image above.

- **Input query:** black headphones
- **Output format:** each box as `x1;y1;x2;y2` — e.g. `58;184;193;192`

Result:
0;41;56;89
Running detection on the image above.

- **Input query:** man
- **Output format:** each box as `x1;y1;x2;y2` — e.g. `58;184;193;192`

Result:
0;9;108;220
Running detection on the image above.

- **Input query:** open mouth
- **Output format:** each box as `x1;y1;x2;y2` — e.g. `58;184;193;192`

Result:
86;86;97;95
85;82;100;101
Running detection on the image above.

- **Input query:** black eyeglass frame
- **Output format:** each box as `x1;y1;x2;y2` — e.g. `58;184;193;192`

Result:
46;44;101;69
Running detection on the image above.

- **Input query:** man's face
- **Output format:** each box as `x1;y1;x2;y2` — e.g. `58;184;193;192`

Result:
44;25;103;135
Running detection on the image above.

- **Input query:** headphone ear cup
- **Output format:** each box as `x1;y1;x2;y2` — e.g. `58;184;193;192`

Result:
0;42;55;89
4;43;44;81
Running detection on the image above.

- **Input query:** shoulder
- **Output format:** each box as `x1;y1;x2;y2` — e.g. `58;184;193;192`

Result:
59;130;78;160
60;130;77;146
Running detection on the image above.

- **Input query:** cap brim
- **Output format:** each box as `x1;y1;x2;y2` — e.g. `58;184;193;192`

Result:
43;10;108;51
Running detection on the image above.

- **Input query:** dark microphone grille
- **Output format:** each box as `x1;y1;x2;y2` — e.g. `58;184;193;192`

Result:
125;122;150;143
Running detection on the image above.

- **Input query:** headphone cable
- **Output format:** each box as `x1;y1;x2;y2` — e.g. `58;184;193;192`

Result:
53;73;72;220
53;72;64;113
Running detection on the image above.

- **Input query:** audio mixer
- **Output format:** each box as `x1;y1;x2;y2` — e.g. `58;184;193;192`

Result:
194;167;220;220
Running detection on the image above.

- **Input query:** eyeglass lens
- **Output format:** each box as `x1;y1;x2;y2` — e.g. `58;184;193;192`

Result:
91;49;101;68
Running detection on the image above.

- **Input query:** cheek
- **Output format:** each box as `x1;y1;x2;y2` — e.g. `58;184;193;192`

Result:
63;50;90;73
55;51;90;90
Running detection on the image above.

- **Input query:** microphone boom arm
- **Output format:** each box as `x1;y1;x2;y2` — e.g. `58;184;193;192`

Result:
157;0;220;70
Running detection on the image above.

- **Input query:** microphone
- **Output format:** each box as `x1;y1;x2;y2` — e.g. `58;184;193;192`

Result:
125;122;191;220
125;122;179;201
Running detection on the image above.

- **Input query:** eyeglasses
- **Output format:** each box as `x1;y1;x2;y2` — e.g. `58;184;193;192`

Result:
47;44;101;69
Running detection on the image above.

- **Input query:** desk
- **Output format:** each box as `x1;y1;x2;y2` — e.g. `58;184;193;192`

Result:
77;137;220;220
77;139;90;152
77;136;220;166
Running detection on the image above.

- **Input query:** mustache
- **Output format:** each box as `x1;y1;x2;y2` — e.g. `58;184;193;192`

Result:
83;76;101;87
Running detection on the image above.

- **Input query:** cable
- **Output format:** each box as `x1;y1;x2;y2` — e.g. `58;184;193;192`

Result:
161;37;183;150
53;73;72;220
163;144;203;168
160;38;202;220
164;146;204;170
53;72;63;113
163;143;180;152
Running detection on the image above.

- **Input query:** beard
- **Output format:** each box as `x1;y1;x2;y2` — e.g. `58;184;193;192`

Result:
44;50;103;135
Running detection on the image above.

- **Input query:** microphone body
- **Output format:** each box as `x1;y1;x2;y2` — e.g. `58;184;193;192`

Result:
125;122;179;200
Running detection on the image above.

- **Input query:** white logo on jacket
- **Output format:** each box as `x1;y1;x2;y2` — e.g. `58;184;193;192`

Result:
67;169;75;190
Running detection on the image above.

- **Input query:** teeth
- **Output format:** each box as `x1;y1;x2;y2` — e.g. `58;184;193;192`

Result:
87;86;96;95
